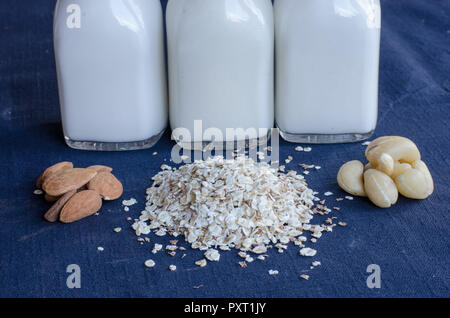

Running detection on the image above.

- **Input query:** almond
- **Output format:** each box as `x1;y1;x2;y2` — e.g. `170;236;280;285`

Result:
60;190;102;223
36;161;73;188
44;190;76;222
44;193;60;202
87;165;113;173
42;168;97;197
87;172;123;200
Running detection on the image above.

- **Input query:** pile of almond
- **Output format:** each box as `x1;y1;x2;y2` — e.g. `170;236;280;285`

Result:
36;162;123;223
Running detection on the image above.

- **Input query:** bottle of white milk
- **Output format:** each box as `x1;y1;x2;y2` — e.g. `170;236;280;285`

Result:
167;0;274;148
275;0;381;143
54;0;167;151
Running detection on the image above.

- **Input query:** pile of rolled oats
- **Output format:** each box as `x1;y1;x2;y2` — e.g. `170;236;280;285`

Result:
132;155;328;262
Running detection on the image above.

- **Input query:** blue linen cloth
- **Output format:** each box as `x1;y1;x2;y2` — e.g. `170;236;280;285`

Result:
0;0;448;297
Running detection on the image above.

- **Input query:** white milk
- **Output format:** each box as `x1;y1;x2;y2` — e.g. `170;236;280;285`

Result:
275;0;381;143
54;0;167;150
167;0;274;146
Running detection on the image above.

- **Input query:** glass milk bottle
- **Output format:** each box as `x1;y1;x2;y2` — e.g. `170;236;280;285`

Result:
167;0;274;148
275;0;381;143
54;0;167;151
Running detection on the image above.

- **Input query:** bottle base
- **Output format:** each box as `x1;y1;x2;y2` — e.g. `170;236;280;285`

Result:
64;129;166;151
278;126;374;144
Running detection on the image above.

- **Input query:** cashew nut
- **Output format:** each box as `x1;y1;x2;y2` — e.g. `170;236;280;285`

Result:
376;153;395;176
365;136;421;167
365;155;396;176
395;160;434;199
338;136;432;208
391;162;412;179
364;169;398;208
412;160;434;194
337;160;366;197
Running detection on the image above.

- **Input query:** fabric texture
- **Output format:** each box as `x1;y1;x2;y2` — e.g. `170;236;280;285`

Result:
0;0;449;297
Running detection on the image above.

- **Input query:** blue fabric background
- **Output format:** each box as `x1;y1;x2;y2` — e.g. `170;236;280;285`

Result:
0;0;449;298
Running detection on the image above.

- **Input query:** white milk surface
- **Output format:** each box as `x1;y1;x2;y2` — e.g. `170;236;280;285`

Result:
167;0;274;143
54;0;167;143
275;0;381;136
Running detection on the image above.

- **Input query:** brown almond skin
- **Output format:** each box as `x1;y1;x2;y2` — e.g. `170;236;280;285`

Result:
87;172;123;200
87;165;113;173
47;186;86;201
36;161;73;188
60;190;102;223
44;190;76;222
44;193;60;202
43;168;97;197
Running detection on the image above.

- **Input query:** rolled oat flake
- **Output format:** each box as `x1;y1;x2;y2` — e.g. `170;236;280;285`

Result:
133;155;327;260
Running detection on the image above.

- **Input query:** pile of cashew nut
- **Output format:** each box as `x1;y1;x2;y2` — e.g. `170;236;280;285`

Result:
337;136;434;208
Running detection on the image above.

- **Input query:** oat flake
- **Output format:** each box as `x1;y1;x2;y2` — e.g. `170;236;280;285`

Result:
300;274;310;280
144;259;155;268
195;259;207;267
122;198;137;206
269;270;279;275
300;247;317;257
132;155;327;265
204;249;220;262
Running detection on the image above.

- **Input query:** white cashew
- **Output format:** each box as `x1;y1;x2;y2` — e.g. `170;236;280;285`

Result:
365;136;421;167
395;160;434;199
337;160;366;197
364;169;398;208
